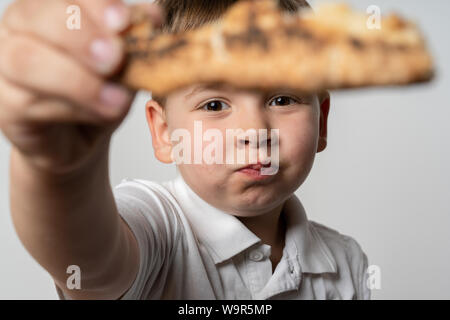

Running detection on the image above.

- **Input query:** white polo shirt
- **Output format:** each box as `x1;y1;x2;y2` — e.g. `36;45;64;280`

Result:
55;172;370;300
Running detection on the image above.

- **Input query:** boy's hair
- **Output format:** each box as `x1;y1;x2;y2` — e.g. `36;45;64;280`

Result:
152;0;311;106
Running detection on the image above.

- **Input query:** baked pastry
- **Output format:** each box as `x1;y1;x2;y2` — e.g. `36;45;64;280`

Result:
118;0;434;96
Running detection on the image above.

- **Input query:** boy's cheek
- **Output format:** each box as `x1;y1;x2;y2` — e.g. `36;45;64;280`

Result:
280;126;319;160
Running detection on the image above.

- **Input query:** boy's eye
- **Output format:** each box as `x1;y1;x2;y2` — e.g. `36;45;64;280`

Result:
201;100;230;112
269;95;299;107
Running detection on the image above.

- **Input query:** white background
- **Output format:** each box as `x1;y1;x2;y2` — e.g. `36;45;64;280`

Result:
0;0;449;299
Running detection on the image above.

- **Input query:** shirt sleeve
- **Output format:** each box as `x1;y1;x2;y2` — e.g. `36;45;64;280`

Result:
342;235;371;300
349;237;371;300
53;179;182;300
113;179;182;300
359;250;371;300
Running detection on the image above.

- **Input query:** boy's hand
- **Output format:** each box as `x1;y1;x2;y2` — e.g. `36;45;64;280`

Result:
0;0;164;174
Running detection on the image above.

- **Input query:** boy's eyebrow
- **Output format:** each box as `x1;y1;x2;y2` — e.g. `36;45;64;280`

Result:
185;83;308;100
185;83;230;100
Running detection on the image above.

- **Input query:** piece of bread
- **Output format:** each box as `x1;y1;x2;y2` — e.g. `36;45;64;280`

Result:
117;0;434;97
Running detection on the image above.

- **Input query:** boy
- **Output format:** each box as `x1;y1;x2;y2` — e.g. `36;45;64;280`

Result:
0;0;370;299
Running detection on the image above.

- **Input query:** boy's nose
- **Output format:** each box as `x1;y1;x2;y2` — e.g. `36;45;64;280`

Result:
235;107;272;148
236;106;270;132
237;136;271;148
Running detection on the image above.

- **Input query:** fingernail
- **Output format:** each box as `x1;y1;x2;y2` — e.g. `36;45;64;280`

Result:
99;83;131;116
104;4;130;32
90;38;122;73
149;4;166;27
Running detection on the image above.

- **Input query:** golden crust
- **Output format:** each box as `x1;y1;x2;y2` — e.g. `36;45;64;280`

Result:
118;0;434;96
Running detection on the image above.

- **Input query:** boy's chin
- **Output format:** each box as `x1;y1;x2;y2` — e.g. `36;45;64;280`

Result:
226;192;288;217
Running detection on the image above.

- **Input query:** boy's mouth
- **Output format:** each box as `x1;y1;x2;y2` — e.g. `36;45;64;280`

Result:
235;162;276;180
236;161;270;170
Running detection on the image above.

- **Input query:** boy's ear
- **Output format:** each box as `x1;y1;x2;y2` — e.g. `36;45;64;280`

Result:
145;100;173;164
317;91;330;153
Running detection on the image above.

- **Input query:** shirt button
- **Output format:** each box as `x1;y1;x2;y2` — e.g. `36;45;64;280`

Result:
249;250;264;262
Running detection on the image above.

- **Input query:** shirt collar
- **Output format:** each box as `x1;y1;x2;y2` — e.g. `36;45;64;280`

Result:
172;172;337;274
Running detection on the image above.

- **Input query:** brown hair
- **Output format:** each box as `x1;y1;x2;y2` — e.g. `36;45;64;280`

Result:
152;0;310;105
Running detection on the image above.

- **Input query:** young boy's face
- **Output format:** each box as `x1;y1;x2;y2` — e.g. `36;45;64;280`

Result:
146;83;330;217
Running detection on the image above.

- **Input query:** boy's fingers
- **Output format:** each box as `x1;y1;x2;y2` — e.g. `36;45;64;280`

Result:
0;77;121;127
0;76;107;126
129;2;166;28
0;73;35;111
20;99;108;124
2;0;124;75
0;34;133;120
76;0;131;33
0;98;106;125
76;0;166;31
